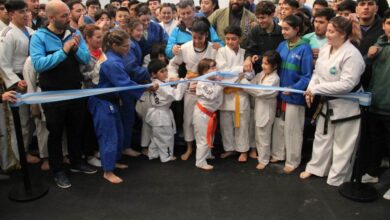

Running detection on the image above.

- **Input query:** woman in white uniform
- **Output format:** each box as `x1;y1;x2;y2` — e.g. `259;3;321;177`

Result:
300;16;365;186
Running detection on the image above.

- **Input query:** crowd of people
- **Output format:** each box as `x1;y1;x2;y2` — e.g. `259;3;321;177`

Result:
0;0;389;200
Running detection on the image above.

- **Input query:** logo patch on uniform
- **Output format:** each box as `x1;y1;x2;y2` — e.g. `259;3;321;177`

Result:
291;53;302;60
329;66;337;75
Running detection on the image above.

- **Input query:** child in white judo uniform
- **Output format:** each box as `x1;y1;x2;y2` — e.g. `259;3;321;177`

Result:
167;17;218;161
146;60;188;162
216;25;252;162
193;58;224;170
242;51;281;170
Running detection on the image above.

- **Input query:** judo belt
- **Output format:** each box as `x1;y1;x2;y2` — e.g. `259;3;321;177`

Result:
185;71;199;79
95;93;121;106
223;87;242;128
275;100;287;121
312;96;361;135
196;102;217;148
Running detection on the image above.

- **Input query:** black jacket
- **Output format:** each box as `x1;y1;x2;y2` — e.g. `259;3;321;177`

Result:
359;15;384;90
244;21;284;73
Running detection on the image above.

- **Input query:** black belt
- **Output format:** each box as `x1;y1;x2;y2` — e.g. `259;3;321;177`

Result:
16;73;23;80
314;97;361;135
96;93;120;106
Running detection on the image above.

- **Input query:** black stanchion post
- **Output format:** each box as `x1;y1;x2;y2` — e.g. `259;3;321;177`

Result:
339;106;379;202
8;106;48;202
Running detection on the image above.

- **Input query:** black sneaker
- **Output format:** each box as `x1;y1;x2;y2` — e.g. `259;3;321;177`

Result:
0;174;10;180
54;172;71;189
70;162;98;174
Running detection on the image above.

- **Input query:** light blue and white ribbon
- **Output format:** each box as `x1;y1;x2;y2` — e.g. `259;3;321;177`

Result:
11;71;371;107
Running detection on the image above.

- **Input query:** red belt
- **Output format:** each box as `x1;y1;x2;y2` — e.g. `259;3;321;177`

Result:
196;102;217;148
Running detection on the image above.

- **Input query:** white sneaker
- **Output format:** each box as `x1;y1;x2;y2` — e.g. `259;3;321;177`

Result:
380;157;389;168
94;152;100;158
87;157;102;167
383;188;390;200
361;173;379;183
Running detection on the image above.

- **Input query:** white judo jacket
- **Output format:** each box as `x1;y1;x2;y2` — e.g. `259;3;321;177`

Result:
216;46;250;112
167;41;217;78
242;71;280;127
145;78;188;127
0;23;34;88
308;40;365;121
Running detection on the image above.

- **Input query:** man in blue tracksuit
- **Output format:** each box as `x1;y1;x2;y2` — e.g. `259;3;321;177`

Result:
29;1;96;189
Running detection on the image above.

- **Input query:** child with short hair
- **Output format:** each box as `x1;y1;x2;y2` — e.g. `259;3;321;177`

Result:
145;59;188;162
337;0;357;18
193;58;224;170
216;25;252;162
242;50;281;170
115;7;130;30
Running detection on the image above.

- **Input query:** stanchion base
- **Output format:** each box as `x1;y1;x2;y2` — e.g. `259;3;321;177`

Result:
8;183;49;202
339;182;378;202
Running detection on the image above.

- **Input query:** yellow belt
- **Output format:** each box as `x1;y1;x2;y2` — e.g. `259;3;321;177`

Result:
223;87;242;128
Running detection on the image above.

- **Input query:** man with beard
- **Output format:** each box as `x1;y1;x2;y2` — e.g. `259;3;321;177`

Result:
67;0;84;30
208;0;257;49
25;0;42;30
30;0;96;189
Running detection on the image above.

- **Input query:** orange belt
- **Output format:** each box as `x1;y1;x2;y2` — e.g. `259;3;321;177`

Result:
223;87;242;128
196;102;217;148
186;71;199;79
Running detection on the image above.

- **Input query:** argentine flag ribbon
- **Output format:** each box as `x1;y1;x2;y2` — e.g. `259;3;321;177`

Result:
11;71;371;107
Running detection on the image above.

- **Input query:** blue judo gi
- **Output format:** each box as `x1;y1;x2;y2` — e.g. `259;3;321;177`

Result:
120;40;151;150
138;22;169;59
88;50;144;171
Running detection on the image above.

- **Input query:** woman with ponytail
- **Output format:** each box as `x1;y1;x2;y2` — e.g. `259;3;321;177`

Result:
88;29;155;184
272;14;313;174
300;16;365;186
